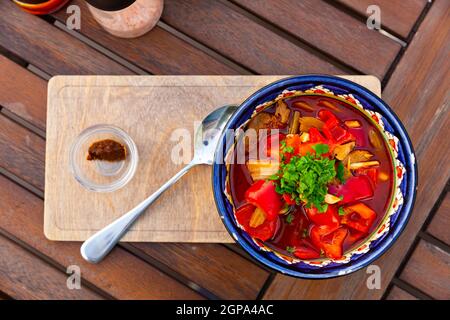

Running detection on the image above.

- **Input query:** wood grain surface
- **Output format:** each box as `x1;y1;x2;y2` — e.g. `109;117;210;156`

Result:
0;55;47;130
0;115;45;190
400;240;450;299
0;58;272;299
130;242;270;299
0;175;203;300
0;229;103;300
51;0;239;75
0;0;447;300
336;0;428;38
235;0;401;77
386;286;418;300
263;0;450;299
44;75;379;242
427;193;450;245
161;0;345;75
0;0;132;76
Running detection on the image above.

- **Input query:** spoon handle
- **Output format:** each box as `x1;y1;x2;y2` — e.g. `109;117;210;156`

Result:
81;161;197;263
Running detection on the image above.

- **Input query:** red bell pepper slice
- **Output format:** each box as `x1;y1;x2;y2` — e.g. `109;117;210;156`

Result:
245;180;282;221
328;175;374;204
235;203;279;241
309;224;336;250
319;110;355;145
293;239;321;259
355;167;378;185
310;225;348;259
306;205;340;230
326;124;346;141
341;203;376;233
318;110;338;126
309;127;326;143
320;227;349;259
324;123;355;145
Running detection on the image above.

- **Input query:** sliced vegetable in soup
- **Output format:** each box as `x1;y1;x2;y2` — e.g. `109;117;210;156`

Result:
228;95;394;260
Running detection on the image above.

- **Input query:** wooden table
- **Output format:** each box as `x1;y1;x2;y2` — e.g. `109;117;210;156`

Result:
0;0;448;300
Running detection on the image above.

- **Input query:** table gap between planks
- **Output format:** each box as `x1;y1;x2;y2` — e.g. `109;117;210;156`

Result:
0;0;448;300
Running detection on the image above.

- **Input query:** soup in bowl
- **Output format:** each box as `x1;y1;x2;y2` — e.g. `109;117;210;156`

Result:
212;75;417;278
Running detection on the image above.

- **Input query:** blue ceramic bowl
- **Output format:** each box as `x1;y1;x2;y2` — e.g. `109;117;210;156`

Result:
212;75;417;278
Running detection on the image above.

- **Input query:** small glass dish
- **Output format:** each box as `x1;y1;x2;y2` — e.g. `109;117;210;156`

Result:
69;124;138;192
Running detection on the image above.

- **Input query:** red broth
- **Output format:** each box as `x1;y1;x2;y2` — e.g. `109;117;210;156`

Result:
228;95;394;259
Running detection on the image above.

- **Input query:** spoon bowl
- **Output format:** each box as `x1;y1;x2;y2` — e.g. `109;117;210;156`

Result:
193;105;237;165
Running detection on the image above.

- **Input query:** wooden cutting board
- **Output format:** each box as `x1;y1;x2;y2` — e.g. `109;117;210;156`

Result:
44;75;381;242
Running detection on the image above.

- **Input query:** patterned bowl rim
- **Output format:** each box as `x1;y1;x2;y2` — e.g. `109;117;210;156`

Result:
212;75;418;279
224;89;403;267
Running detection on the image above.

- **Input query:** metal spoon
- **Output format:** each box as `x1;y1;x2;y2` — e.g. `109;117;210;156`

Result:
81;105;237;263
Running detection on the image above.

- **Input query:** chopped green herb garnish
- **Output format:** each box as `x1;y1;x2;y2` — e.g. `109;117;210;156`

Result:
283;146;294;153
280;140;294;154
312;143;329;156
338;207;346;216
302;228;308;238
285;213;294;224
286;246;295;253
336;162;346;183
271;149;336;213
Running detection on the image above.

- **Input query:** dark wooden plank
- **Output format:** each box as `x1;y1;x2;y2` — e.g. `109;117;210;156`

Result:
336;0;428;38
386;286;418;300
51;0;238;75
0;115;268;299
0;175;202;300
264;0;450;299
400;240;450;300
0;232;102;300
0;55;47;130
0;80;202;299
0;110;268;300
162;0;345;75
0;62;269;300
0;115;45;191
132;243;269;299
0;0;132;75
235;0;401;78
427;194;450;245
